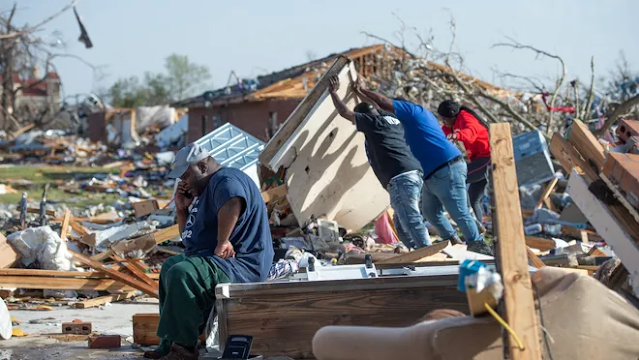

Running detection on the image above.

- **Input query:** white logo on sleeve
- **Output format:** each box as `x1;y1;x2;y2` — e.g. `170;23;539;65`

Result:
383;116;401;125
182;198;200;241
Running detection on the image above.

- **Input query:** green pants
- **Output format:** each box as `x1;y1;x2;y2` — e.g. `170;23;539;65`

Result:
156;254;231;355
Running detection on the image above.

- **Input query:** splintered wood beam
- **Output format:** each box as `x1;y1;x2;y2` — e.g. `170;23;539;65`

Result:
524;236;556;252
549;134;597;183
70;250;158;298
74;292;137;309
568;119;606;171
376;241;450;264
112;255;157;289
0;276;139;292
60;210;71;241
526;247;546;269
535;177;559;209
490;123;542;360
69;222;89;237
261;185;287;203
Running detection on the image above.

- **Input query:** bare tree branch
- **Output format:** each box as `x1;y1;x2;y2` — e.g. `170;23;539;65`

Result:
583;56;596;120
493;37;567;135
595;93;639;137
0;0;77;39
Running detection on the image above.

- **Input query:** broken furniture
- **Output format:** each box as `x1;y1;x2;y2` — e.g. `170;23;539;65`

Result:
259;56;390;231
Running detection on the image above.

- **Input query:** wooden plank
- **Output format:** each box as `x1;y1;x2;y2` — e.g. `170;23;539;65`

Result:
153;225;180;244
375;241;450;264
70;251;158;298
0;269;108;278
131;200;159;218
133;313;160;346
261;184;287;203
588;247;607;257
562;227;603;242
74;292;137;309
18;207;56;217
0;276;139;291
0;233;21;269
568;119;606;171
567;169;639;295
259;56;351;165
525;236;556;251
580;229;589;244
535;177;559;209
217;276;466;359
526;247;546;269
60;210;71;242
69;222;89;237
489;123;542;360
549;133;597;182
600;173;639;224
112;255;157;289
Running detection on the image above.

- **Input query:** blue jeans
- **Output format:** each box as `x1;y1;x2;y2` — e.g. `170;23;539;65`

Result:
387;170;432;248
421;160;483;243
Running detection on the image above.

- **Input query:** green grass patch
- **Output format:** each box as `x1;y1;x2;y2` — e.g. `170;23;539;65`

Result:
0;166;122;208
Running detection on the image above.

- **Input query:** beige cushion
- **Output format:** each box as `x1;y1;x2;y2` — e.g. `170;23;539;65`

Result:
313;267;639;360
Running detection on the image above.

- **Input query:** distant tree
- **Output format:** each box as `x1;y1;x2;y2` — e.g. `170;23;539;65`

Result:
107;53;211;107
600;51;639;101
163;54;211;101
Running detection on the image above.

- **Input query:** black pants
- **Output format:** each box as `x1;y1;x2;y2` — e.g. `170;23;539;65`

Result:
467;156;491;224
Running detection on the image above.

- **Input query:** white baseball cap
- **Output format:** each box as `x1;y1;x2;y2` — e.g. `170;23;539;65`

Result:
167;143;210;179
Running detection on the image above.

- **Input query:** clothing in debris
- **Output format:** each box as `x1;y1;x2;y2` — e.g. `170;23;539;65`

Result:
155;254;231;356
181;167;274;283
353;112;430;248
392;100;461;178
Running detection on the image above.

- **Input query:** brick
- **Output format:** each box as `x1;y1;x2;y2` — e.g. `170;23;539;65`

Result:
88;334;121;349
616;119;639;143
62;321;92;335
602;152;639;208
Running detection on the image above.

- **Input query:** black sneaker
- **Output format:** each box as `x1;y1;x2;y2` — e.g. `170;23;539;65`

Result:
467;241;494;256
448;236;463;245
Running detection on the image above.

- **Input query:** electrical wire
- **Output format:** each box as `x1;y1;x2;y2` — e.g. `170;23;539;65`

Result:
483;303;525;351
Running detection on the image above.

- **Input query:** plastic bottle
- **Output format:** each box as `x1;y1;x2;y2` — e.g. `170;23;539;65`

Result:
524;224;543;235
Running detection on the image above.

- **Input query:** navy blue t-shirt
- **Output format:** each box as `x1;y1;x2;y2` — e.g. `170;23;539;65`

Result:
392;100;461;177
181;167;274;283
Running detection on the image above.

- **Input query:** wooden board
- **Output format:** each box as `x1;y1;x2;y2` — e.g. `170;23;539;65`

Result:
0;233;21;269
133;313;160;346
259;56;351;165
567;169;639;296
525;236;556;251
568;119;606;171
526;247;546;269
489;123;542;360
74;292;136;309
131;200;159;218
549;133;597;182
70;250;159;298
261;184;287;203
535;177;559;209
60;210;71;242
112;255;157;289
0;276;139;291
375;241;449;264
216;274;466;359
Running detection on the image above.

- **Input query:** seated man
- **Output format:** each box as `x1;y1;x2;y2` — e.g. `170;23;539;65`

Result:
146;143;274;360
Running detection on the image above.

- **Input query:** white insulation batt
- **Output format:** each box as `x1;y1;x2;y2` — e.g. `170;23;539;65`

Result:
261;59;389;231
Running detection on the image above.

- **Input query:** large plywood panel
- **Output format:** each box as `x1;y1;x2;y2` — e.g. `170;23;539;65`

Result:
267;61;389;230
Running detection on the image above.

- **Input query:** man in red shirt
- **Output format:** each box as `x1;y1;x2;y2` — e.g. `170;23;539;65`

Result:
437;100;491;232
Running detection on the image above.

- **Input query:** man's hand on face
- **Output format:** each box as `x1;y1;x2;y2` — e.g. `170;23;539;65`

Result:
175;182;194;212
215;240;236;259
328;76;340;94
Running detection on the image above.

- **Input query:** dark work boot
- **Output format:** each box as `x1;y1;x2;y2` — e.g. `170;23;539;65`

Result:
159;343;198;360
467;241;494;256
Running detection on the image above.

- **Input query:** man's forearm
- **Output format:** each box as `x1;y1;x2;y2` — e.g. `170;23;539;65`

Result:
355;89;380;110
177;209;188;235
329;92;354;122
359;88;394;113
217;198;242;244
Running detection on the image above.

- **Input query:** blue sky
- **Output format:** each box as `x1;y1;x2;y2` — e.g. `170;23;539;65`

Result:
9;0;638;100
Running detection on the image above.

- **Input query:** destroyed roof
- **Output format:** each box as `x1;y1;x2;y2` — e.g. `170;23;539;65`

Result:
172;44;507;108
195;122;264;172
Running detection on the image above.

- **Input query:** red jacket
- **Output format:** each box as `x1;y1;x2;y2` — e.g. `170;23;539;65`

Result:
441;110;491;161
